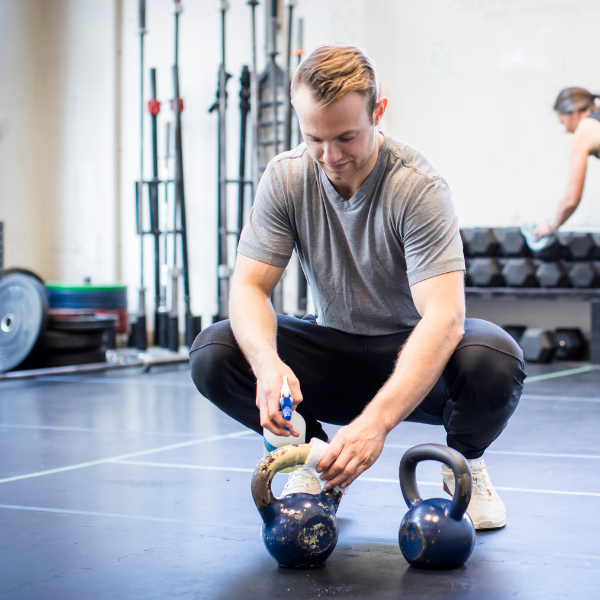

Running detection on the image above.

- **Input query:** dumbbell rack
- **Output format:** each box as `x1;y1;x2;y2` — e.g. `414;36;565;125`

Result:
465;287;600;364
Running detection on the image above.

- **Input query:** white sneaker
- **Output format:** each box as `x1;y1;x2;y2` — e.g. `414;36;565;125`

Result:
281;464;323;497
442;457;506;530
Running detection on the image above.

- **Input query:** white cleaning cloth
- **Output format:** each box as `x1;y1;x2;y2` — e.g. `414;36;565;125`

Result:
305;437;347;495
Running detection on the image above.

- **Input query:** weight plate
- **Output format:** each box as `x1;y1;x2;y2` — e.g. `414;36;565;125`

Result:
48;314;119;332
46;289;127;310
44;330;104;351
0;273;48;372
2;267;44;285
45;282;127;292
48;314;118;332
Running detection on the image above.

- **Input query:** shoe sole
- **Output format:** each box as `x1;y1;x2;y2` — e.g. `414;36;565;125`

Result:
443;482;506;530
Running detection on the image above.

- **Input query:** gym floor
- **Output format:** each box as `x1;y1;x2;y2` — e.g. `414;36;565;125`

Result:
1;361;599;599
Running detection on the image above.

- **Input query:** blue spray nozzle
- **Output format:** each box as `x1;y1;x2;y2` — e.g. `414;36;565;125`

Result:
280;375;293;421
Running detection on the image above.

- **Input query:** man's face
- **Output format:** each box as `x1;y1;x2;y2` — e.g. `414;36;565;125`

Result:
293;86;382;185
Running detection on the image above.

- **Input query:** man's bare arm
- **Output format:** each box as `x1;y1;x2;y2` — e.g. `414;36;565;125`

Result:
229;254;302;437
317;270;465;489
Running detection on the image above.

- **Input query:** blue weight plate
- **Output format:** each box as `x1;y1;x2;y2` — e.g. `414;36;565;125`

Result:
46;289;127;310
0;274;48;372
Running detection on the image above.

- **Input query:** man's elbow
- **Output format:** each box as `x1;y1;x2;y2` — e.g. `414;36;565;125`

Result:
450;313;465;345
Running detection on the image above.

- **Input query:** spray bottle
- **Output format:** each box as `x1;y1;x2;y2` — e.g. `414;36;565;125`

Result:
263;376;306;459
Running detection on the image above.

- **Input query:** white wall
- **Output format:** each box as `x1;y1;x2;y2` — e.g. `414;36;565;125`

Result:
2;0;600;335
0;0;118;282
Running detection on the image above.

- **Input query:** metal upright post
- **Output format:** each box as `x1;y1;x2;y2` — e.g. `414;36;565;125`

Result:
215;1;230;322
247;1;260;198
283;1;296;152
134;0;148;350
237;66;251;241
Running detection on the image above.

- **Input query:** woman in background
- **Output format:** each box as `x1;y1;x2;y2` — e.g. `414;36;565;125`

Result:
534;87;600;238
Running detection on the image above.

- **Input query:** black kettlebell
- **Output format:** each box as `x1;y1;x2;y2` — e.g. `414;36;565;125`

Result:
251;444;341;569
399;444;475;570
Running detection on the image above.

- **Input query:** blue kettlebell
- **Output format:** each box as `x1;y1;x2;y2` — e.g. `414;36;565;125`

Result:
251;444;341;569
399;444;475;570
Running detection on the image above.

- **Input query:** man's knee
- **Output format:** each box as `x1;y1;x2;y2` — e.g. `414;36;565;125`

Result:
453;344;524;394
189;321;242;401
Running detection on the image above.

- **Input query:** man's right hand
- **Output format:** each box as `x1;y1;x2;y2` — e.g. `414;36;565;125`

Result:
256;360;303;437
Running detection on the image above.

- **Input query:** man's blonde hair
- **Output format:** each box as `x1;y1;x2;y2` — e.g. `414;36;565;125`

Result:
291;44;379;122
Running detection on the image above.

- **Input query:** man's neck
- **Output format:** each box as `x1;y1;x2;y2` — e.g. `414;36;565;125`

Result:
331;132;384;200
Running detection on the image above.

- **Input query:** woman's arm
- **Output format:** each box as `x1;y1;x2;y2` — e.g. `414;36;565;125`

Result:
535;120;596;237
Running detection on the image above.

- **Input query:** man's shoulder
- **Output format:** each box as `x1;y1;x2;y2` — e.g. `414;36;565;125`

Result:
383;135;448;187
268;143;314;178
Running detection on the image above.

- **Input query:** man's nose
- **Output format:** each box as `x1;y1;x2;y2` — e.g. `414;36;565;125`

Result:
322;142;342;164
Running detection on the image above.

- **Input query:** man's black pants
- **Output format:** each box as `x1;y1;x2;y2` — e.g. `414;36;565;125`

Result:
189;316;526;459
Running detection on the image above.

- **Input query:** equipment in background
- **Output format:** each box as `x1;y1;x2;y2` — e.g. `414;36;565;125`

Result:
261;0;286;313
252;444;341;568
501;258;538;288
35;314;118;368
210;1;232;323
502;325;526;343
463;228;600;289
148;67;163;345
562;232;600;260
464;228;500;257
496;227;532;257
247;0;260;195
129;0;201;350
0;273;48;373
519;328;558;363
555;327;587;360
237;65;252;243
569;261;600;288
171;1;202;348
131;0;148;351
503;324;588;363
293;16;309;317
536;260;571;288
399;444;475;570
467;258;504;287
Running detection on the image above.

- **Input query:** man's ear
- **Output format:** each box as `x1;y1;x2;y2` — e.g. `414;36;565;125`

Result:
373;96;388;126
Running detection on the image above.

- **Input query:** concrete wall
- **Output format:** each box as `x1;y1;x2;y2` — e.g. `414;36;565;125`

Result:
2;0;599;335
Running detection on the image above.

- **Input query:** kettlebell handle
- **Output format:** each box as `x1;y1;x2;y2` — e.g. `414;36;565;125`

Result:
251;444;312;515
399;444;472;521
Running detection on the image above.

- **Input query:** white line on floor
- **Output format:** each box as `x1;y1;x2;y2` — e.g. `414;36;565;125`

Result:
229;438;600;462
521;393;600;403
111;460;600;498
0;430;254;485
0;503;237;528
0;423;199;437
34;376;194;387
384;444;600;460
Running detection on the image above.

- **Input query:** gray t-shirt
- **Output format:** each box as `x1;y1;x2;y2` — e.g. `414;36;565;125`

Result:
238;133;464;336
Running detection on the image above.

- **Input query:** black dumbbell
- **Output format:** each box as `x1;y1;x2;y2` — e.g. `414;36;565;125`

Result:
520;328;558;363
460;229;470;257
530;236;570;262
467;258;504;287
502;325;527;343
464;228;499;257
496;228;532;257
536;260;571;288
501;258;538;287
562;232;600;261
554;328;587;361
569;262;600;288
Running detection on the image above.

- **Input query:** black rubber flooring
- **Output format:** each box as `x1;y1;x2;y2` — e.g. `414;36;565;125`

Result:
1;361;599;599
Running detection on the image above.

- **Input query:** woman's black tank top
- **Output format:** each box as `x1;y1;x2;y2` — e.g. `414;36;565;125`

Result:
586;110;600;158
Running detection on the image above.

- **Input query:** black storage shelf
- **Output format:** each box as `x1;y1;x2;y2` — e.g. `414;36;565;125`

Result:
465;287;600;364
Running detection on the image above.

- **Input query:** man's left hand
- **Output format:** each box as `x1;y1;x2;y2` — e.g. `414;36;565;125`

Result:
316;417;387;490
